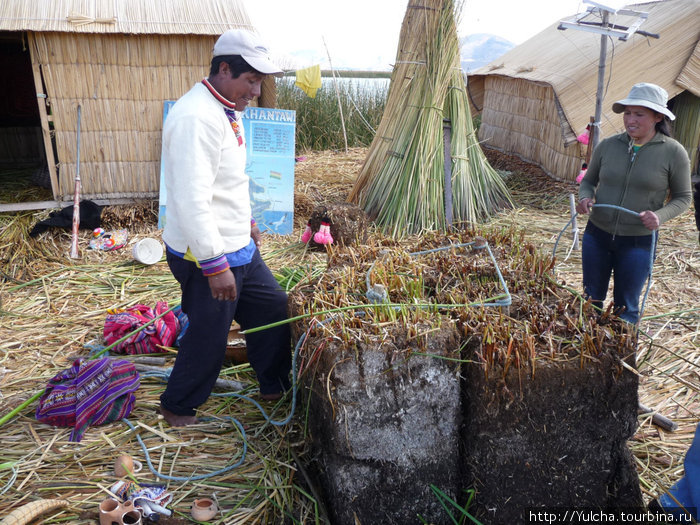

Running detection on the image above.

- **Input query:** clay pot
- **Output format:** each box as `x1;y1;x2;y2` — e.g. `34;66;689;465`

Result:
191;498;218;521
114;455;134;477
99;498;137;525
121;509;142;524
99;498;122;525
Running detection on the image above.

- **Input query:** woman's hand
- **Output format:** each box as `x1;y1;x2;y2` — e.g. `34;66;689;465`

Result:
576;198;594;215
639;210;660;231
208;270;237;302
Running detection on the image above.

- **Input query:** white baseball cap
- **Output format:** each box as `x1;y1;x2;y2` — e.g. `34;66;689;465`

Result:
612;82;675;120
213;29;283;76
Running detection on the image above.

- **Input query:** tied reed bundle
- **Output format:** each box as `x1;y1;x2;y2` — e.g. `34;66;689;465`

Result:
348;0;512;236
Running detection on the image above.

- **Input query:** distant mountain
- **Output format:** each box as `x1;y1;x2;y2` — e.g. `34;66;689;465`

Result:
460;33;515;72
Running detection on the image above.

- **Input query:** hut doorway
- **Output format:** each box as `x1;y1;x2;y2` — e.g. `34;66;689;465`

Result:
0;31;54;208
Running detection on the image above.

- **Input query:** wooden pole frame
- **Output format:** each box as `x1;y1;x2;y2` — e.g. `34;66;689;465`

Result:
28;32;60;201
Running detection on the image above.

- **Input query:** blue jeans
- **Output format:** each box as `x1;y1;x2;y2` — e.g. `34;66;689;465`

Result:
581;222;656;324
161;249;291;416
659;423;699;520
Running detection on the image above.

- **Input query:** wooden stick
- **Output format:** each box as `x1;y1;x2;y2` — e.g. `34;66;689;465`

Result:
322;37;348;153
443;118;453;228
69;104;82;259
585;116;595;165
639;403;678;432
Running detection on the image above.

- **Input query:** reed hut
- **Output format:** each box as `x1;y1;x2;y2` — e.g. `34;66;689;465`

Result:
467;0;700;182
0;0;277;209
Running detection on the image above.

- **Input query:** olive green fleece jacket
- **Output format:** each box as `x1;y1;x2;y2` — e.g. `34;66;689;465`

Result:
579;131;691;236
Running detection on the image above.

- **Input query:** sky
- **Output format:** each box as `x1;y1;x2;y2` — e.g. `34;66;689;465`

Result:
245;0;587;71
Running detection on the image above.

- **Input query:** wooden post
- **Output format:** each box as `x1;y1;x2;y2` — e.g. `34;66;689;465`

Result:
323;38;348;153
585;115;595;166
443;118;453;229
28;33;59;200
591;11;610;152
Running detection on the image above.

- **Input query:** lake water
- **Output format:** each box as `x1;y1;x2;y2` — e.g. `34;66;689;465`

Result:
282;74;390;94
321;76;390;93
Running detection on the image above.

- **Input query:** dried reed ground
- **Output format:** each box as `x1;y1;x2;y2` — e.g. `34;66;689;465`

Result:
0;148;698;522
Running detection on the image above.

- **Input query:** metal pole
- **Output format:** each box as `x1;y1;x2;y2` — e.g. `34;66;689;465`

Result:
591;11;609;151
569;193;579;250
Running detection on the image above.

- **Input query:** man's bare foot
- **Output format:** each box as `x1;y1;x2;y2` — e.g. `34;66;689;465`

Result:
159;404;198;426
260;392;283;401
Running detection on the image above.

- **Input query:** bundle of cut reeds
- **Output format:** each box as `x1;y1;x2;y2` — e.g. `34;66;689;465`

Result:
348;0;512;236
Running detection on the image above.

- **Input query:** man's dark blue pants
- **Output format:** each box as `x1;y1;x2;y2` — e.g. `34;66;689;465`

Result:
161;249;291;416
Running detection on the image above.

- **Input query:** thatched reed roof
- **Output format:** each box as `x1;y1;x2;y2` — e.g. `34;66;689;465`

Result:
677;38;700;95
0;0;254;35
467;0;700;180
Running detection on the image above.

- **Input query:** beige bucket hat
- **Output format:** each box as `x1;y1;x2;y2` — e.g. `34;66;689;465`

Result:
612;82;675;120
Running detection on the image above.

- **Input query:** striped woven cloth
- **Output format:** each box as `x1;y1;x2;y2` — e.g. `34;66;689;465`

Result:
35;357;140;442
103;301;179;354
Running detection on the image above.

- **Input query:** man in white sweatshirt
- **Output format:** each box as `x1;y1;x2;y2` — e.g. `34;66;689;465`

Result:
160;29;290;426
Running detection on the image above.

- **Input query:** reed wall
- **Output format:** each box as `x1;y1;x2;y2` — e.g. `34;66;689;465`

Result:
28;30;277;201
478;76;584;181
30;32;211;199
673;91;700;175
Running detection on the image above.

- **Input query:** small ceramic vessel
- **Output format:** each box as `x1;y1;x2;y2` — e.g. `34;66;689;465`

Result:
99;498;137;525
114;455;134;477
121;509;142;524
191;497;218;521
99;498;123;525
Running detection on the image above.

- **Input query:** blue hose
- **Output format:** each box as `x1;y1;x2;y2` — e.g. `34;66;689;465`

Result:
122;323;307;482
125;239;512;481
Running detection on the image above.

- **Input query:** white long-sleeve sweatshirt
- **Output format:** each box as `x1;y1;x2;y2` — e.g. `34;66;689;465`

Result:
161;82;251;265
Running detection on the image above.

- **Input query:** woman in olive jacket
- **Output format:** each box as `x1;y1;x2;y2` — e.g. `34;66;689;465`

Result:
576;83;691;324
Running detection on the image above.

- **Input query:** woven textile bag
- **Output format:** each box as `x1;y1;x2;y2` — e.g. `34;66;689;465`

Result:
103;301;179;354
35;357;139;441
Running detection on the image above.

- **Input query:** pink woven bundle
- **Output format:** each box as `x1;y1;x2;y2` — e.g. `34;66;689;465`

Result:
103;302;179;354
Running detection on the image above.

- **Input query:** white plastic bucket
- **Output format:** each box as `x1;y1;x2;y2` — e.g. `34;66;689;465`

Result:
132;238;163;265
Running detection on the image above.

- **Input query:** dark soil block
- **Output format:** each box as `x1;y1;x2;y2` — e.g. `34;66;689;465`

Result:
301;322;462;525
306;203;369;248
461;352;642;524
